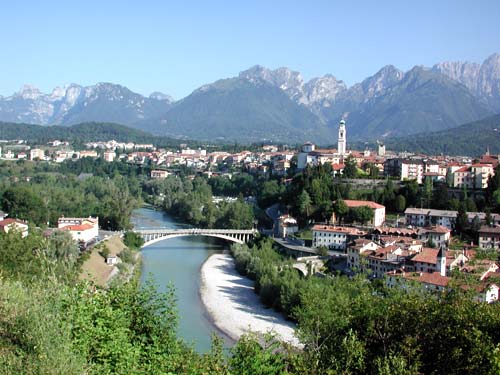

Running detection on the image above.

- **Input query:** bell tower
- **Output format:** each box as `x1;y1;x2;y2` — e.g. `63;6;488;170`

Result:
338;120;346;155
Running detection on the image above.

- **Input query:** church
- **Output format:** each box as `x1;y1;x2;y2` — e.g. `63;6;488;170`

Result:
297;119;348;170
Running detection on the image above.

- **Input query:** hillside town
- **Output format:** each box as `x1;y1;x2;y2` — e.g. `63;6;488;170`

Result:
1;119;499;305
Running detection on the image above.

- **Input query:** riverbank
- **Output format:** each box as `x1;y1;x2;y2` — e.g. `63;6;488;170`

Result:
200;253;301;347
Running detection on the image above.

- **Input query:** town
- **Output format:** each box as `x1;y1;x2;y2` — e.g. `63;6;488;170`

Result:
1;118;499;305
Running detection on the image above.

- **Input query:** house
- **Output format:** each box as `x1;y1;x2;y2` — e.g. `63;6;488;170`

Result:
417;225;451;247
276;215;299;238
0;218;29;237
405;208;500;229
343;200;386;227
312;225;365;251
30;148;45;160
404;208;457;229
346;239;380;270
103;151;115;162
452;163;494;189
363;245;408;278
384;158;424;183
387;270;451;292
58;217;99;244
478;225;500;249
151;169;171;179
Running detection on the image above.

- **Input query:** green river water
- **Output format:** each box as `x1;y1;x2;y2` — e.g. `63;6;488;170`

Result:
131;207;233;352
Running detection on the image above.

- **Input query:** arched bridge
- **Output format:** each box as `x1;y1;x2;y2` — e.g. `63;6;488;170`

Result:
135;228;258;246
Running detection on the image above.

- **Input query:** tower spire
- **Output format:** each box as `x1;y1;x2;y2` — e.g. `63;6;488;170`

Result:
338;119;346;156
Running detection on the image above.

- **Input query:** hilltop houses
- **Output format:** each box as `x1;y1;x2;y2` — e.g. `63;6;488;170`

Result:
57;217;99;245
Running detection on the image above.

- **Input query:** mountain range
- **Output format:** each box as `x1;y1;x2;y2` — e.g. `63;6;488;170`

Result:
1;53;499;143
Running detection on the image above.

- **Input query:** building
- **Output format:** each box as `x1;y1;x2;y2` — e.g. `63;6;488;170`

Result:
0;218;28;237
151;169;171;179
338;120;346;156
478;225;500;249
276;215;299;238
312;225;365;251
405;208;499;230
343;200;386;227
346;239;380;270
384;158;424;183
30;148;45;160
405;208;457;229
409;247;447;275
453;163;494;189
103;151;115;162
417;225;451;247
58;217;99;244
377;141;385;156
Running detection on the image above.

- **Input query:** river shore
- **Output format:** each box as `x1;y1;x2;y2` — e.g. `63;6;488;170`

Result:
200;252;301;347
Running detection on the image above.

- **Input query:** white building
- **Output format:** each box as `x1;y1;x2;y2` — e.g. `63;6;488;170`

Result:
417;225;451;247
103;151;115;162
312;224;365;251
478;225;500;249
343;200;386;227
338;120;346;156
30;148;45;160
276;215;299;238
453;163;494;189
58;217;99;244
0;218;29;237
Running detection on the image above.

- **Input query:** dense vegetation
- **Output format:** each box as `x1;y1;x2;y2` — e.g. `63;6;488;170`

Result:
0;121;183;147
232;237;500;374
0;159;143;230
367;113;500;156
143;176;255;229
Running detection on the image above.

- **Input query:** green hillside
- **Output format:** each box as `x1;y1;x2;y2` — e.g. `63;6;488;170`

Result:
0;121;183;147
383;114;500;156
141;78;335;143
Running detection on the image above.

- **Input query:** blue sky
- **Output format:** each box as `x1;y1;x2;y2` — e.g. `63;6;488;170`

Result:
1;0;499;99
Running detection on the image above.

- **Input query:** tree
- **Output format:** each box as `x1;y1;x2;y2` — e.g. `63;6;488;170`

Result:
123;231;145;251
297;190;313;218
455;202;468;236
333;199;349;224
352;206;374;225
343;155;358;178
394;195;406;213
423;177;433;207
432;184;449;209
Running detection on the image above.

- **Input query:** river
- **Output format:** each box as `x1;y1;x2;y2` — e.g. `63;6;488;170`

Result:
131;207;233;352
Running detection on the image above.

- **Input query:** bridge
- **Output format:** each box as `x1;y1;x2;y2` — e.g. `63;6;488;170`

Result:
135;228;258;246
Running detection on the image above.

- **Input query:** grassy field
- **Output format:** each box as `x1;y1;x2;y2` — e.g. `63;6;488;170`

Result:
79;235;127;286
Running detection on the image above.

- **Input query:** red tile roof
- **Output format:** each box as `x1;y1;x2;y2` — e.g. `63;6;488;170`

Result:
60;224;94;232
404;271;450;287
0;218;26;228
344;199;385;209
411;248;441;264
312;225;363;235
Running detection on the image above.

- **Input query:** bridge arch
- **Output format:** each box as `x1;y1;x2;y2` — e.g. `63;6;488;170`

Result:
136;228;257;248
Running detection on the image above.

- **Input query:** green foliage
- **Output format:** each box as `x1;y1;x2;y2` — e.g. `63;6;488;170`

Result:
0;169;140;230
229;333;286;375
123;231;145;251
146;176;255;229
0;121;186;149
382;114;500;156
343;155;358;178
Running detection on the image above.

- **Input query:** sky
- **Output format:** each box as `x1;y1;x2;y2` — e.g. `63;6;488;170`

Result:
1;0;499;99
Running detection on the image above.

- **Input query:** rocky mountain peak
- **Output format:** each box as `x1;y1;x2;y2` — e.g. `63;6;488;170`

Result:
358;65;404;98
149;91;174;103
15;84;43;100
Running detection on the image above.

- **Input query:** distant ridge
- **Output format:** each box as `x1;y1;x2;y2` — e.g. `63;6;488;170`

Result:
0;53;499;143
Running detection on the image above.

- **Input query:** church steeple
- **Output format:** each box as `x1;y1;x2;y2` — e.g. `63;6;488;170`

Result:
338;120;346;155
437;244;447;277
